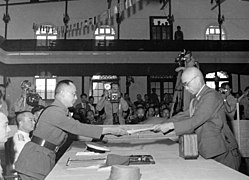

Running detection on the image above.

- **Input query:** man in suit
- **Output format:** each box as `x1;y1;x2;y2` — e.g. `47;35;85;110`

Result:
15;80;127;180
153;67;241;170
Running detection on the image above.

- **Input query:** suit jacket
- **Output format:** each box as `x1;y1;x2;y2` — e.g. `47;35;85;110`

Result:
172;85;238;159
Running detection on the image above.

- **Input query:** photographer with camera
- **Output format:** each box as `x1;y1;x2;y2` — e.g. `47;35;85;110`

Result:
96;83;129;125
170;50;199;117
14;80;46;114
219;82;237;121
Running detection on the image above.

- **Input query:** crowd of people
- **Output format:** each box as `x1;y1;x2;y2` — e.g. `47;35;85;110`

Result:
70;85;172;126
68;82;249;127
0;66;248;179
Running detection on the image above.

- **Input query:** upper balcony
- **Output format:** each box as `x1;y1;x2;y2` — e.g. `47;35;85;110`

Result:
1;39;249;52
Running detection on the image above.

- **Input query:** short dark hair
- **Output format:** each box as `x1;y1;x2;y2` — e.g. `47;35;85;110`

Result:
220;82;231;89
16;111;31;127
80;93;87;98
55;80;73;95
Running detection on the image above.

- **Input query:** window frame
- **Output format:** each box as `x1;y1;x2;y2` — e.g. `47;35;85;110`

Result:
34;76;57;102
205;24;226;40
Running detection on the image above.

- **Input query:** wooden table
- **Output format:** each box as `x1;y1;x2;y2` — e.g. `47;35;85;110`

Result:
45;125;249;180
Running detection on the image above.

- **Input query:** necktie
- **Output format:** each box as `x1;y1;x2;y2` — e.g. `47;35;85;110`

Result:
189;98;196;117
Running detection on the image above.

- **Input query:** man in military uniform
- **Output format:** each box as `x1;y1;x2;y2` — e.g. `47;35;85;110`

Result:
15;80;127;180
13;111;35;162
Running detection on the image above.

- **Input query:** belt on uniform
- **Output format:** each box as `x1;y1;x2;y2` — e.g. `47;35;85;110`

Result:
31;136;59;152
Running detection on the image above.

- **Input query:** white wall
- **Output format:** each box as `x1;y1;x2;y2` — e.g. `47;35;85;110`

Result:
241;75;249;92
0;0;248;40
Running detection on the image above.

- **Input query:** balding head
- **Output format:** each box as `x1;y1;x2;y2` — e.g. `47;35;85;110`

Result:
55;80;77;108
181;67;205;95
16;111;35;133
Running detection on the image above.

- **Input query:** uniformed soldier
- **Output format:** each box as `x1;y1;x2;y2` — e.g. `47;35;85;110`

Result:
15;80;127;180
13;111;35;162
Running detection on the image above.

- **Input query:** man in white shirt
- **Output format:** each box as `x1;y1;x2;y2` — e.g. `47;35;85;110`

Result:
0;111;10;179
13;111;35;162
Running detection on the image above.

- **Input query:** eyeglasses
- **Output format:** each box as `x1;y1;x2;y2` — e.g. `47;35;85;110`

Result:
182;76;197;87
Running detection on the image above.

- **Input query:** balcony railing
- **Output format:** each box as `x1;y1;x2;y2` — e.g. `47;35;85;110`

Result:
0;39;249;52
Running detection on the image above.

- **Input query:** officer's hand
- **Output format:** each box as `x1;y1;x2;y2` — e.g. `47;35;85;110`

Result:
102;127;128;136
152;122;174;134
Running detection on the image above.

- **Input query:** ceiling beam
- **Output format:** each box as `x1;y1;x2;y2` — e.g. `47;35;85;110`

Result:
0;0;77;7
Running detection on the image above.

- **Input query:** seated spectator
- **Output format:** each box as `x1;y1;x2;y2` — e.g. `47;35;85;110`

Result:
88;96;97;117
86;110;96;124
146;106;155;118
133;94;145;108
144;94;150;109
161;108;170;119
75;93;91;121
154;106;160;117
13;111;35;162
130;107;146;124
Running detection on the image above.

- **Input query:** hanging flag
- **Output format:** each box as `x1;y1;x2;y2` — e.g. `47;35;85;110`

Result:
79;22;83;36
138;0;143;10
160;0;169;10
107;0;112;9
124;0;133;9
132;2;136;14
83;20;89;34
89;18;93;31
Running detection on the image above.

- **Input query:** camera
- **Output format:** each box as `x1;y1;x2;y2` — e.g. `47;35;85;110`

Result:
104;83;120;103
109;92;120;103
175;50;192;67
219;88;228;94
26;92;41;107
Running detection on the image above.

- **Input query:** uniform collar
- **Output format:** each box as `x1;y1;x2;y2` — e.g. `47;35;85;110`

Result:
195;84;207;100
52;99;68;112
17;129;30;138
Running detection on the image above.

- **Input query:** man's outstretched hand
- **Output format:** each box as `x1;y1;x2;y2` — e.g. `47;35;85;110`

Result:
152;122;174;134
102;127;128;136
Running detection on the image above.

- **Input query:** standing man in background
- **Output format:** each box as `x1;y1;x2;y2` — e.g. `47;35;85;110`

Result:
96;83;128;125
174;25;184;40
219;82;237;121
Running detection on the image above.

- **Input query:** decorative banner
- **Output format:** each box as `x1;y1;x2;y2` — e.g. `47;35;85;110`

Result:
55;0;151;38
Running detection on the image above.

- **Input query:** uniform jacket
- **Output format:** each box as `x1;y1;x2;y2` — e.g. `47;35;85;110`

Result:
13;130;31;162
15;99;103;179
172;85;238;159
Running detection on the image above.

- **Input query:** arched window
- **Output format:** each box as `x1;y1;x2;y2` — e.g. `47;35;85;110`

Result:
35;24;57;47
94;25;115;40
205;71;230;90
205;25;226;40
